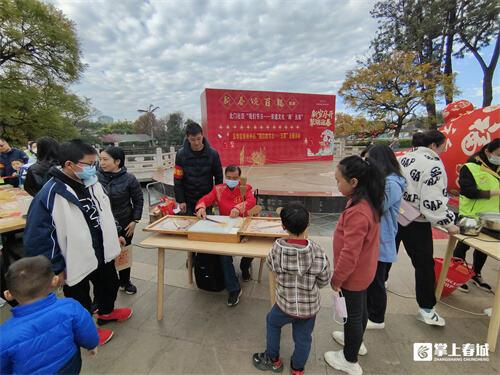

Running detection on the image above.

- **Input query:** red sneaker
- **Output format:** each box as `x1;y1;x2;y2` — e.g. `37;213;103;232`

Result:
98;328;114;346
97;308;133;325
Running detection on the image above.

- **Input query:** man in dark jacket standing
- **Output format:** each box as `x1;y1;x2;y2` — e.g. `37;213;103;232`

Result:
0;138;28;187
174;122;223;214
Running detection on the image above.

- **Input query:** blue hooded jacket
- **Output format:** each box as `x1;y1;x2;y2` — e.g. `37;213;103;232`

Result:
379;173;406;263
0;293;98;375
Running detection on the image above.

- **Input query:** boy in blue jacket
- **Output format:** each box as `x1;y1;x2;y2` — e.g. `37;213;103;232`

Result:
0;256;99;375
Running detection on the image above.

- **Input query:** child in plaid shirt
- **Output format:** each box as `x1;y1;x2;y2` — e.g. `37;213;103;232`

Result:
253;203;332;375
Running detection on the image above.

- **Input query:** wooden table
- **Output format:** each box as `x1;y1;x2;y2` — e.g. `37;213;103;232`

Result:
435;231;500;352
0;216;26;234
139;233;277;321
0;187;28;233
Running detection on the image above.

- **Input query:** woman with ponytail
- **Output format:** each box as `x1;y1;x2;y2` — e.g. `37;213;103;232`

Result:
324;155;384;375
397;130;459;327
363;145;406;330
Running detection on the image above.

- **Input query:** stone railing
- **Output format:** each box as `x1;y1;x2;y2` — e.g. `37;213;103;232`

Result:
126;147;175;182
333;139;364;159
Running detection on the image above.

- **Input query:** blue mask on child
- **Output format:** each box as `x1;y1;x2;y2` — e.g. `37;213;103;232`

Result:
226;180;239;189
75;165;96;181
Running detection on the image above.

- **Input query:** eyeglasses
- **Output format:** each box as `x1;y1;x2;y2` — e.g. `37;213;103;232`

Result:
76;161;98;167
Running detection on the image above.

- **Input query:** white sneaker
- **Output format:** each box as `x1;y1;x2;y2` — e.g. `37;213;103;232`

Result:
366;319;385;330
417;308;445;326
332;331;367;355
324;350;363;375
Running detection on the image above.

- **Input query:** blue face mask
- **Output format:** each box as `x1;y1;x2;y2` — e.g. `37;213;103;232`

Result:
487;154;500;166
226;179;239;189
75;165;97;181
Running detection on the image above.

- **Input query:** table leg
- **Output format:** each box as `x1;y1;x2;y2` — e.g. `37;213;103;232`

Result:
487;271;500;352
435;236;457;301
187;252;193;285
258;258;264;283
157;248;165;321
268;270;276;307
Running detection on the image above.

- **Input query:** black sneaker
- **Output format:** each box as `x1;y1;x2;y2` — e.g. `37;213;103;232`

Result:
227;289;242;307
458;283;470;293
120;282;137;295
471;275;493;293
252;352;284;373
241;267;251;282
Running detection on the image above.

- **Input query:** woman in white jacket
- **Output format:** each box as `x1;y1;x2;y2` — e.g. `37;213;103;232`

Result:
397;130;459;327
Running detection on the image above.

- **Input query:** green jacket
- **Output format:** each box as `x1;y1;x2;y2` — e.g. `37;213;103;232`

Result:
459;162;499;217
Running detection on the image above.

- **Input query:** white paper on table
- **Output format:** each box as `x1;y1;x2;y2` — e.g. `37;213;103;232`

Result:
187;215;243;235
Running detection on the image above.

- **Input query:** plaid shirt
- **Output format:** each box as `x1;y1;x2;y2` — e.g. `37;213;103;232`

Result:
267;239;332;318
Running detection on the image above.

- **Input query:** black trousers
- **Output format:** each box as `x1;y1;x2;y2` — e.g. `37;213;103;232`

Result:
119;267;131;285
342;288;368;363
57;350;82;375
1;231;24;307
396;221;436;309
453;241;487;275
367;261;389;323
240;256;253;270
64;260;119;315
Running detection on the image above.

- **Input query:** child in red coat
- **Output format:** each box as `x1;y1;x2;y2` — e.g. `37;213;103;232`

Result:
324;156;385;375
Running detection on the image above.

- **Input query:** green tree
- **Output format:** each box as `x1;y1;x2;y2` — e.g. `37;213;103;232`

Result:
454;0;499;107
0;0;83;82
370;0;452;126
334;113;385;138
164;112;185;147
98;120;135;136
0;0;86;142
370;0;498;110
339;52;446;137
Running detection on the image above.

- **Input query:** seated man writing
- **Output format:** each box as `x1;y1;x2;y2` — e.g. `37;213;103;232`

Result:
195;165;256;306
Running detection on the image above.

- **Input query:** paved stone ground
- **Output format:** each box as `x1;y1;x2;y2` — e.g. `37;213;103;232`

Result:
1;201;499;374
153;161;340;195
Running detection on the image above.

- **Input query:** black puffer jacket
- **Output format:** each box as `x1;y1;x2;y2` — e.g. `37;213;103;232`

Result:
24;159;59;197
174;138;223;204
97;167;144;229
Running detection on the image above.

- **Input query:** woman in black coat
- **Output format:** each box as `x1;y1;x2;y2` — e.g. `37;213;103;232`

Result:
24;137;60;197
97;146;144;294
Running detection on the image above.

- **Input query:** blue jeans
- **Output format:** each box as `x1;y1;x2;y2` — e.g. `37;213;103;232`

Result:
220;256;240;292
266;304;316;371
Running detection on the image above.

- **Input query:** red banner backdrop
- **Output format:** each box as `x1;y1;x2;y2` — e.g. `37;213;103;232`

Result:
201;88;335;166
440;102;500;193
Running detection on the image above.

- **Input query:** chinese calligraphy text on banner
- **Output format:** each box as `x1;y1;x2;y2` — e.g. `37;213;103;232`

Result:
439;102;500;193
201;88;336;166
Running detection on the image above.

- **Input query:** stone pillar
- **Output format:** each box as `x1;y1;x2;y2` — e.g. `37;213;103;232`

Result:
155;147;163;168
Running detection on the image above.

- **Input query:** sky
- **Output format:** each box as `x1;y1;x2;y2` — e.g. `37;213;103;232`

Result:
48;0;498;122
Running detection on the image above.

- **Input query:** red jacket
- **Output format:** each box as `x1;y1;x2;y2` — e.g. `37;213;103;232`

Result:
331;199;380;291
195;183;256;216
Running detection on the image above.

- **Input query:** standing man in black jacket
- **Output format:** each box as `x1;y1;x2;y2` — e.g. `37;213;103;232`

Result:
174;122;223;214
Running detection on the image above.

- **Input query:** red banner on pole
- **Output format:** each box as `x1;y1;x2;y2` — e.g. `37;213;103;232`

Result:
201;88;336;166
